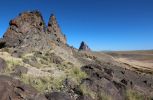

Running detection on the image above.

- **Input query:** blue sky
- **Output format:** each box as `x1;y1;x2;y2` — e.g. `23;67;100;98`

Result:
0;0;153;51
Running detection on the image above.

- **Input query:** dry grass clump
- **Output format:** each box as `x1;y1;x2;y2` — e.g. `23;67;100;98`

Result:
67;67;87;85
126;89;146;100
97;92;112;100
79;84;96;99
0;52;23;73
79;84;112;100
21;74;65;93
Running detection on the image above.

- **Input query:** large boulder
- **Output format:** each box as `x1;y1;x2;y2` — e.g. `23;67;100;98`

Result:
0;75;47;100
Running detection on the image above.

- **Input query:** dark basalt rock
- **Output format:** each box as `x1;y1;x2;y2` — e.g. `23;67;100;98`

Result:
77;95;94;100
81;64;125;100
0;39;6;49
104;67;114;77
121;78;128;85
0;75;47;100
81;62;153;99
45;92;73;100
79;41;91;51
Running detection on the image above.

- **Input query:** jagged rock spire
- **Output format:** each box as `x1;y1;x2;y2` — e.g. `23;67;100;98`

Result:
47;14;66;44
79;41;91;51
48;14;61;33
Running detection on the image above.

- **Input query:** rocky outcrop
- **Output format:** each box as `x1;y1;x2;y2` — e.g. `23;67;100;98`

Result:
2;11;47;50
47;14;66;44
0;11;67;52
81;64;125;100
0;75;47;100
79;41;91;51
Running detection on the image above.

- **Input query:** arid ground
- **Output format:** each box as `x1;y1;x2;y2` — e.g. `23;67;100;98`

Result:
106;50;153;74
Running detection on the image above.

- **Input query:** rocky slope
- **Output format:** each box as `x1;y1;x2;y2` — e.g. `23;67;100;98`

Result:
0;10;153;100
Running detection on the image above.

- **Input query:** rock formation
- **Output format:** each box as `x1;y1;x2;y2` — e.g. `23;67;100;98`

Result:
2;11;47;49
79;41;91;51
0;10;67;52
47;14;67;44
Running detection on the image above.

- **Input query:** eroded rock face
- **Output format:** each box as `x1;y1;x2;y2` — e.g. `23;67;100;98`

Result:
0;75;47;100
79;41;91;51
47;14;67;44
0;11;67;52
3;11;46;49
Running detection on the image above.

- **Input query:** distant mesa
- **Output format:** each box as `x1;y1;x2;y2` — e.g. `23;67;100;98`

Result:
0;10;66;52
79;41;91;51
